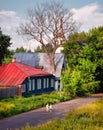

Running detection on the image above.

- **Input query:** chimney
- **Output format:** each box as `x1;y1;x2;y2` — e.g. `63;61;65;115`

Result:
12;57;16;62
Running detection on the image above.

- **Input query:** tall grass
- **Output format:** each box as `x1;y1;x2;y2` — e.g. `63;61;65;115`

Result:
0;91;71;119
20;98;103;130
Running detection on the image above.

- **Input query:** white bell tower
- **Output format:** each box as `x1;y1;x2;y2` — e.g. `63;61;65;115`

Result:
55;17;65;53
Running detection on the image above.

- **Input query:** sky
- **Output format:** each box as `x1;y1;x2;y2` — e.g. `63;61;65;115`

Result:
0;0;103;51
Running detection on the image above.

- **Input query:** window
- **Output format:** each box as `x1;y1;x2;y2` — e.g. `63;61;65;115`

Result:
43;78;46;88
51;78;54;87
47;78;49;88
37;79;41;89
22;84;26;92
32;79;35;90
29;79;32;91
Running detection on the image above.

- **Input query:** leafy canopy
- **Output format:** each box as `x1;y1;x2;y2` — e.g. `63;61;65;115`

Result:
0;28;12;65
62;26;103;97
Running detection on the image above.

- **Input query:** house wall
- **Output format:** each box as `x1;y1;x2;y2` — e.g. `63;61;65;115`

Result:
21;76;55;96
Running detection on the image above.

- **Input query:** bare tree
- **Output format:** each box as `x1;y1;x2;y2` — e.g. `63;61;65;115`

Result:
18;1;77;73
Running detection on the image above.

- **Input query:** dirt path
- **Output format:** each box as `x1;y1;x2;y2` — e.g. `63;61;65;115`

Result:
0;93;103;130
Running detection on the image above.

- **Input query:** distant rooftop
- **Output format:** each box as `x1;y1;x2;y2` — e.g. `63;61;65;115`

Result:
14;52;65;78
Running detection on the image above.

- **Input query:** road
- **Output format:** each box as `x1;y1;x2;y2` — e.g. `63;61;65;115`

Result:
0;93;103;130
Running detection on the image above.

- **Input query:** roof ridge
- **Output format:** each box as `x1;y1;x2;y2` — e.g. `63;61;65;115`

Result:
13;62;50;76
11;62;28;77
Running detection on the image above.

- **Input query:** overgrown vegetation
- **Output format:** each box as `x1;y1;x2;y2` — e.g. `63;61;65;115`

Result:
20;98;103;130
0;28;12;65
0;91;71;119
62;26;103;97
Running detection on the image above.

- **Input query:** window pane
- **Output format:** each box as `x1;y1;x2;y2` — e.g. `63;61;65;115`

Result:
51;79;54;87
44;78;46;88
37;79;41;89
32;79;35;90
47;78;49;88
29;79;32;91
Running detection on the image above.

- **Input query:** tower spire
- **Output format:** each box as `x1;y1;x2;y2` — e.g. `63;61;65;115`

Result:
57;17;65;44
55;17;65;53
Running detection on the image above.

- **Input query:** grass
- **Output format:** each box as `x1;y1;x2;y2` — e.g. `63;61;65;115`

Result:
0;91;71;119
20;98;103;130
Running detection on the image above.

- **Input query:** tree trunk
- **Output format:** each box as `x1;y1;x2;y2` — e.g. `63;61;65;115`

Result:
46;52;56;74
51;58;56;74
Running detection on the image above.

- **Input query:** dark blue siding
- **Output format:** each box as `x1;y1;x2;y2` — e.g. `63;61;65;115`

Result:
22;76;55;96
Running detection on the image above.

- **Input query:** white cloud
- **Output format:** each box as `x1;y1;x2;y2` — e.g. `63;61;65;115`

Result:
0;3;103;50
0;11;20;33
0;10;29;50
72;3;103;32
0;10;41;51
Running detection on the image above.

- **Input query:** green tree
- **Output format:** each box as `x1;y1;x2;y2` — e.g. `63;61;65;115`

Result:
34;46;43;53
27;49;32;52
62;32;87;68
62;66;80;97
15;46;27;52
62;58;99;97
34;44;53;53
62;27;103;97
3;50;15;64
87;26;103;91
0;28;12;65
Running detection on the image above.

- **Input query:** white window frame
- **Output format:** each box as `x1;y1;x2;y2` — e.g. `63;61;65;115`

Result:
32;79;35;90
51;78;54;87
43;78;46;88
37;79;42;89
47;78;49;88
28;79;32;91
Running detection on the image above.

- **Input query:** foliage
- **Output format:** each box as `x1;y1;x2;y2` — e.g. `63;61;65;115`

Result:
62;32;87;68
62;26;103;96
15;46;27;52
3;50;15;64
0;28;12;65
61;66;81;97
87;26;103;91
34;46;43;53
0;91;71;119
62;60;100;97
20;98;103;130
34;44;53;53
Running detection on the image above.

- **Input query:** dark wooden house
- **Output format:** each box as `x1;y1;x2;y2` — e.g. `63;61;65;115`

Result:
14;52;66;90
0;61;55;96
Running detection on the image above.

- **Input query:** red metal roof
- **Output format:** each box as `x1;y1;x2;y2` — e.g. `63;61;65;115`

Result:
0;62;52;87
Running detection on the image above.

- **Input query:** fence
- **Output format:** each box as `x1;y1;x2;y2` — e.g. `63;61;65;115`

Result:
0;87;18;99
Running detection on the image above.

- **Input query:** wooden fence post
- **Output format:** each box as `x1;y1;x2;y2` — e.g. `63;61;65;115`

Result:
18;85;22;96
